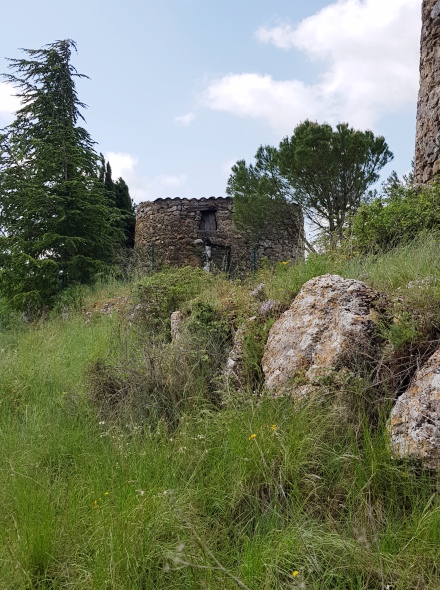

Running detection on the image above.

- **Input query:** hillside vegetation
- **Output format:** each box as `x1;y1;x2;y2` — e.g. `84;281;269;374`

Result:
0;232;439;590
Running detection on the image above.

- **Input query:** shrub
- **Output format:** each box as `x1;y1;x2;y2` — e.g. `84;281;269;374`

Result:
133;267;215;336
351;181;440;253
88;301;232;429
88;339;219;430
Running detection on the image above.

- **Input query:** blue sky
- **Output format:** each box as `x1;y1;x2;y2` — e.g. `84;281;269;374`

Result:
0;0;420;204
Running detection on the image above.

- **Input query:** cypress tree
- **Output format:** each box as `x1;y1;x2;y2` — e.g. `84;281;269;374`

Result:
114;177;135;248
98;154;135;248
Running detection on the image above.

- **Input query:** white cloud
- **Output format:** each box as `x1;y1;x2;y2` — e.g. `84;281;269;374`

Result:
0;82;21;122
104;151;190;203
202;0;420;132
154;173;188;187
104;151;151;203
105;151;138;180
174;112;196;126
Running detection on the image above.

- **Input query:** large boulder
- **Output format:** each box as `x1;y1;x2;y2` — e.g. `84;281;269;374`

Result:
262;274;382;396
389;348;440;470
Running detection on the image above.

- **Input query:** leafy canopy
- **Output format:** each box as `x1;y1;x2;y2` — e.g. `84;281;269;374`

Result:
0;39;125;311
228;120;393;249
227;145;302;243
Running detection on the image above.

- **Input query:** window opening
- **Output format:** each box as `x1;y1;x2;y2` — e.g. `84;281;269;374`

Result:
199;210;217;232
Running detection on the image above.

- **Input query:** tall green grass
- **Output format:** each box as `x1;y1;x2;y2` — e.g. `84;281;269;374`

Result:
0;237;439;589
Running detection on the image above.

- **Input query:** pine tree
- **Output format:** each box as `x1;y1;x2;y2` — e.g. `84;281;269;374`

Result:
0;40;124;311
228;120;393;249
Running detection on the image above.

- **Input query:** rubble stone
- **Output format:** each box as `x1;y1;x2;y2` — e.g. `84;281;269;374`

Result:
135;197;304;271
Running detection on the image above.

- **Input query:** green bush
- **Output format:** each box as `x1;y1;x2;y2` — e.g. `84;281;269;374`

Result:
133;267;215;336
352;181;440;252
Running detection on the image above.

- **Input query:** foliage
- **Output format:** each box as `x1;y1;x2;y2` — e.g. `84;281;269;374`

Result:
0;40;124;312
241;317;275;390
352;176;440;252
279;121;393;242
133;266;216;336
1;305;439;588
186;298;232;344
228;120;392;248
227;145;303;247
100;155;136;248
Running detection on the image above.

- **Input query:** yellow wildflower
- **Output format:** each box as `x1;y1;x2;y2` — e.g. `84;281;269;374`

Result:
271;424;277;431
104;491;109;496
248;433;257;440
292;570;299;578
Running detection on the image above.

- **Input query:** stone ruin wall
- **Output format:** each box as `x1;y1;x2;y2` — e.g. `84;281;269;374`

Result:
415;0;440;183
135;196;304;271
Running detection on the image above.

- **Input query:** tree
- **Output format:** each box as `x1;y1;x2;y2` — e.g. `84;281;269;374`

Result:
114;177;136;248
226;145;305;249
0;40;124;311
99;154;136;247
228;120;393;248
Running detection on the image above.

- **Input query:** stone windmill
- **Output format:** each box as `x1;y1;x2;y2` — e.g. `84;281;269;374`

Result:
414;0;440;183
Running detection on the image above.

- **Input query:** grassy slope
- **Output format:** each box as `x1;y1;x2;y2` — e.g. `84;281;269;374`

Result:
0;235;439;590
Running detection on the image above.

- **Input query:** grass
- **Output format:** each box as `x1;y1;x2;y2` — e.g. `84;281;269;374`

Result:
0;237;439;589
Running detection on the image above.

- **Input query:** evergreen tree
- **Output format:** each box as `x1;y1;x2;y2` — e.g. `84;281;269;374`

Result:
114;177;136;248
98;154;135;248
104;161;116;205
278;121;393;244
0;40;124;311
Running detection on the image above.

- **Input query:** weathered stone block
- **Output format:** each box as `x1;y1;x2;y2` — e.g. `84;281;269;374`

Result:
262;275;382;397
415;1;440;183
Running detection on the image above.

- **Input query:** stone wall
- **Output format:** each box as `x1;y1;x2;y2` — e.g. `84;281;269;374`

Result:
135;197;304;271
414;0;440;183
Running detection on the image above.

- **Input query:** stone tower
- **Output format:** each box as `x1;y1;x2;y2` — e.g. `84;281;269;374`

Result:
135;197;304;271
414;0;440;183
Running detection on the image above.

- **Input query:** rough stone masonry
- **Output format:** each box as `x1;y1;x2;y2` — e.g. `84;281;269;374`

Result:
135;196;304;272
414;0;440;183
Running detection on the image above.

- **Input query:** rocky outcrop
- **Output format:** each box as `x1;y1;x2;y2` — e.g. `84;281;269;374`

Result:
262;275;382;396
389;348;440;470
414;0;440;183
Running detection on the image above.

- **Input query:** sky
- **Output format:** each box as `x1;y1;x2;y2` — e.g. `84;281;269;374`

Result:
0;0;421;205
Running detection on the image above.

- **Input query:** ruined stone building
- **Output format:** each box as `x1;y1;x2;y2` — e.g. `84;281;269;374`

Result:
135;196;304;272
415;0;440;183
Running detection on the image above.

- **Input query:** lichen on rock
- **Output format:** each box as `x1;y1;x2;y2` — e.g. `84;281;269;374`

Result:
389;347;440;470
262;274;384;397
